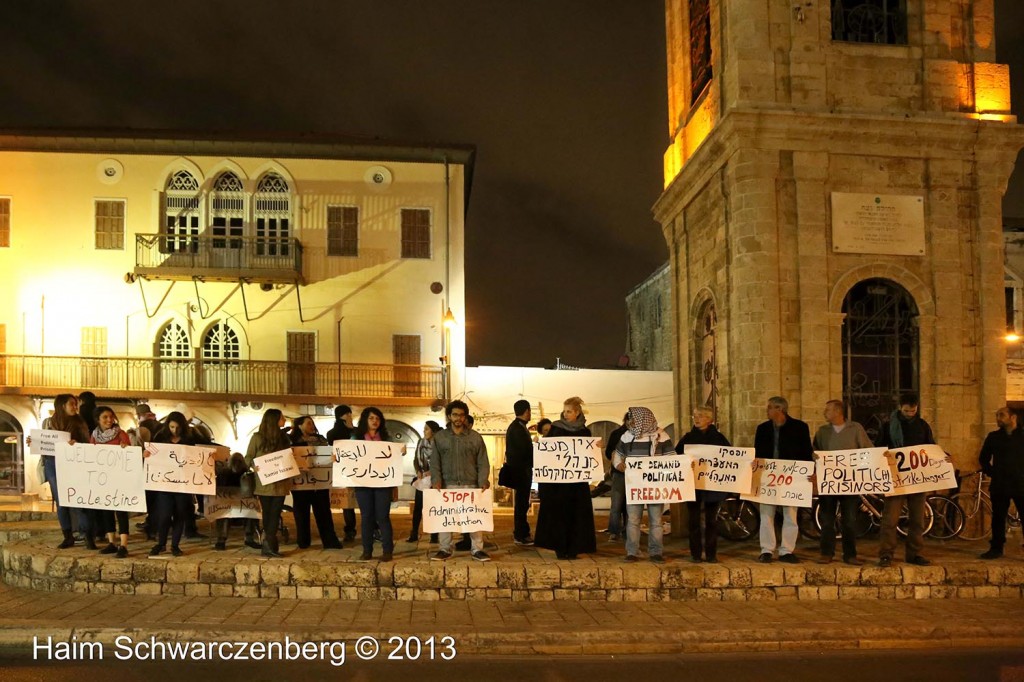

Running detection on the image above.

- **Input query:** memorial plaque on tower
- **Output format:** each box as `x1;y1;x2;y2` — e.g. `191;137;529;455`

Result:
830;192;925;256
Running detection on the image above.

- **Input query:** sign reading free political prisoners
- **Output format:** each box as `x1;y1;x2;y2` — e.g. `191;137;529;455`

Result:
815;447;892;495
28;429;70;456
685;444;755;494
422;488;493;533
884;444;956;495
204;487;261;521
332;441;402;488
533;437;603;483
145;442;217;495
253;448;301;485
741;459;814;508
55;442;147;512
624;453;696;504
291;446;334;490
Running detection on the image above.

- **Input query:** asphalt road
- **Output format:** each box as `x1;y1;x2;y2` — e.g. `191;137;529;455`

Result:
3;648;1024;682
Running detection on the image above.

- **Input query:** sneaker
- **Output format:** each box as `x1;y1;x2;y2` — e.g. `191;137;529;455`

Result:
513;537;535;546
472;551;491;562
171;546;183;557
878;556;892;568
115;546;128;559
214;541;227;551
431;550;452;561
816;555;833;564
980;549;1003;560
757;552;773;563
843;556;863;566
99;543;118;555
779;553;800;564
649;555;665;564
624;555;639;563
149;545;163;556
906;555;930;566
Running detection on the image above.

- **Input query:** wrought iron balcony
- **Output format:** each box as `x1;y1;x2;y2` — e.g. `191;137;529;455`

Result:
0;355;443;406
134;234;303;283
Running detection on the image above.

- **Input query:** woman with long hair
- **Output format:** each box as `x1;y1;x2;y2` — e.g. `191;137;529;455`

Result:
148;411;196;557
89;406;133;558
533;396;597;560
289;416;342;550
245;408;293;558
38;394;91;549
353;406;396;561
407;420;441;543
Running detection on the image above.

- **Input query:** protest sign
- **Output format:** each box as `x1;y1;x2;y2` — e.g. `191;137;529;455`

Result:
533;437;603;483
885;444;956;495
145;442;217;495
741;458;814;508
422;488;493;533
29;429;70;456
291;446;334;490
204;487;261;521
253;448;300;485
624;453;696;504
55;442;147;512
686;444;755;494
332;441;402;488
815;447;892;495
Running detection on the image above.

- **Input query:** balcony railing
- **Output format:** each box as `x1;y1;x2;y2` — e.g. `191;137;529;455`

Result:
135;234;303;283
0;355;443;405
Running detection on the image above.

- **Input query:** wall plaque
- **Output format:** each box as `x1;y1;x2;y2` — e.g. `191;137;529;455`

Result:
831;192;925;256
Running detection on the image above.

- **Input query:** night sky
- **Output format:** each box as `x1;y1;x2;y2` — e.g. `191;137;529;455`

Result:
2;2;1021;368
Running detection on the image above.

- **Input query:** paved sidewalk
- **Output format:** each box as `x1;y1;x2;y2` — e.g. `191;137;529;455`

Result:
1;582;1021;655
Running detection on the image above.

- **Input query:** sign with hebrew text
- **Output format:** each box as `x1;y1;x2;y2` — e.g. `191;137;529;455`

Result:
532;437;603;483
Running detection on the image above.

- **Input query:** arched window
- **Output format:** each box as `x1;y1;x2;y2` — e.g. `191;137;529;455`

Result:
163;170;201;253
202;322;240;362
158;322;191;359
254;172;291;257
696;300;718;418
210;171;245;250
842;278;919;441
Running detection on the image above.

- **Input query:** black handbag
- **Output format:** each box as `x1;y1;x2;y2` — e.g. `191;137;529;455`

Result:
239;471;257;499
498;464;519;489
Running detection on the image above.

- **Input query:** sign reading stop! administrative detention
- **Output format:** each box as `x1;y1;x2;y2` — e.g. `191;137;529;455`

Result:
885;444;956;495
422;488;493;533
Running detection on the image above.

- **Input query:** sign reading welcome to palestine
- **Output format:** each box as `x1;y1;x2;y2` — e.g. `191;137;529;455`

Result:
831;192;925;256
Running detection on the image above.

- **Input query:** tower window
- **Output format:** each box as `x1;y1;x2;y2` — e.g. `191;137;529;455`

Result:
831;0;907;45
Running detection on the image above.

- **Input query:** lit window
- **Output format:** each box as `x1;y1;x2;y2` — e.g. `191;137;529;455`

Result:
210;171;245;250
163;170;200;253
202;322;240;361
158;322;191;359
254;173;291;257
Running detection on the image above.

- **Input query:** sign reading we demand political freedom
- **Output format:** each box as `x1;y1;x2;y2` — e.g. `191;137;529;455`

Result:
624;453;696;504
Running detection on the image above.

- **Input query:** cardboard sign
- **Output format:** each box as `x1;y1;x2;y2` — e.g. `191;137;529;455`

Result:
145;442;217;495
291;446;334;491
815;447;892;496
54;442;147;512
686;444;756;494
204;487;261;521
533;437;603;483
422;488;494;533
885;445;956;496
742;458;814;508
29;429;71;456
253;448;301;485
332;441;402;488
624;453;696;504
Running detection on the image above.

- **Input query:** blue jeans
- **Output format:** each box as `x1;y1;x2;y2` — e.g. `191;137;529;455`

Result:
626;503;664;557
608;471;626;535
43;456;72;532
355;487;394;554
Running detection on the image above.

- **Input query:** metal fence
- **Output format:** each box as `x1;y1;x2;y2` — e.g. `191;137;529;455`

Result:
135;234;303;280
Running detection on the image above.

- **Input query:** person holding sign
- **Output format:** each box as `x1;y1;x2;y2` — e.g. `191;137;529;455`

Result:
813;400;873;565
430;401;492;562
34;394;91;550
753;396;813;564
978;406;1024;560
89;406;134;558
148;412;198;557
289;416;342;550
326;405;358;542
244;409;293;558
534;396;597;560
876;394;937;568
615;406;674;563
353;407;398;562
213;452;260;551
675;406;731;563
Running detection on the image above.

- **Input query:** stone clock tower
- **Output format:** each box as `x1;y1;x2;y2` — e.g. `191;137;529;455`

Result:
654;0;1024;465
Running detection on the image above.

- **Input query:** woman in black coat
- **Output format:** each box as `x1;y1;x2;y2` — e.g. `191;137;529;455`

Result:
533;396;597;559
675;406;731;563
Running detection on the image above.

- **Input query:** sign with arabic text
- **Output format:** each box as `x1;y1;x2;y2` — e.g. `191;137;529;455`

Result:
291;446;334;490
332;440;402;488
145;442;216;495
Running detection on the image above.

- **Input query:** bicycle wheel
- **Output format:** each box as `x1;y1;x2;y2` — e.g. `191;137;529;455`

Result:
927;496;964;540
815;499;873;539
798;504;821;540
717;499;759;541
950;492;992;540
896;498;933;537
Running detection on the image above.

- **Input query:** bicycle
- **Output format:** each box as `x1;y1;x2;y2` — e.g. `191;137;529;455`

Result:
951;471;1021;541
716;497;759;541
812;492;962;539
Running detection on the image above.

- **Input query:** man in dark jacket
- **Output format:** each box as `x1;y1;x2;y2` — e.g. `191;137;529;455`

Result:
504;399;535;546
325;405;357;541
753;396;813;564
979;406;1024;559
602;413;631;539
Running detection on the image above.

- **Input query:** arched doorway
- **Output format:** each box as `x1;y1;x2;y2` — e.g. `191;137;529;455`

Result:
842;278;919;442
0;409;25;494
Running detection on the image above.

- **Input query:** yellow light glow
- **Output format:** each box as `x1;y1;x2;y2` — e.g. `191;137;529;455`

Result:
1005;333;1020;343
443;309;457;329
